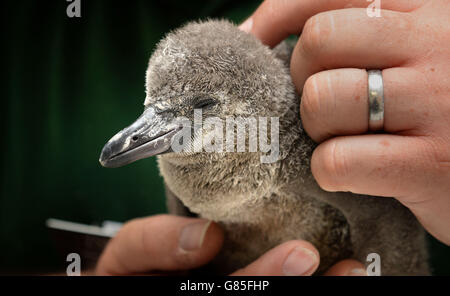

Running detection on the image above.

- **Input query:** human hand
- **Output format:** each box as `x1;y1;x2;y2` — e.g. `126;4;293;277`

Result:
95;215;366;275
240;0;450;245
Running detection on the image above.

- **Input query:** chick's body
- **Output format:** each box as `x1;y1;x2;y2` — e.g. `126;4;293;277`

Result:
145;20;429;275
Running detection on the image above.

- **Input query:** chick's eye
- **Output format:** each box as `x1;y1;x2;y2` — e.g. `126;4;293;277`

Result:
193;99;216;110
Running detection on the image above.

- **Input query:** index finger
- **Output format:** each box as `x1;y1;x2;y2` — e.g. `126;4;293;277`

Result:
240;0;424;47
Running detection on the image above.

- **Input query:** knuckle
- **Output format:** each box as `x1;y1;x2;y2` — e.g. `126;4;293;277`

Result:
315;141;349;190
301;75;322;117
387;13;414;34
300;14;328;56
119;215;165;253
115;219;136;239
103;233;133;274
118;217;149;241
148;213;172;224
421;137;450;172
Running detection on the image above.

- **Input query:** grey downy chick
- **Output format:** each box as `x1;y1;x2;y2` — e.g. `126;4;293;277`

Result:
99;20;429;275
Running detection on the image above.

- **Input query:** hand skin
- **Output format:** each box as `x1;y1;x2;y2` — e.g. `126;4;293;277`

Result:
240;0;450;245
95;215;366;276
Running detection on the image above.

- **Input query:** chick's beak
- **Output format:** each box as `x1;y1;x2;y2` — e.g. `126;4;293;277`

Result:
99;107;180;168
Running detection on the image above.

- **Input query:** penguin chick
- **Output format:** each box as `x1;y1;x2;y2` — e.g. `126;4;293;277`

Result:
100;20;429;275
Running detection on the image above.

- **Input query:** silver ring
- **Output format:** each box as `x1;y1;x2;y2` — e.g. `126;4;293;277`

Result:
367;70;384;131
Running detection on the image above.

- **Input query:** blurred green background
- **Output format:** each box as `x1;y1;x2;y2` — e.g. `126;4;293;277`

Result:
1;0;449;274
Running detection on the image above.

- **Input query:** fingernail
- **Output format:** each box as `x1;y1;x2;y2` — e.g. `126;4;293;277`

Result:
179;220;212;252
348;268;367;276
282;247;319;276
238;18;253;33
